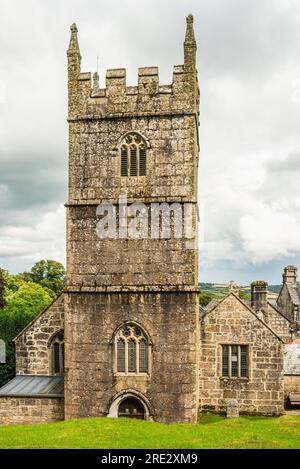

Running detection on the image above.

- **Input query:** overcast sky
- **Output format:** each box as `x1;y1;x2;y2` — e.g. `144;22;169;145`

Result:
0;0;300;284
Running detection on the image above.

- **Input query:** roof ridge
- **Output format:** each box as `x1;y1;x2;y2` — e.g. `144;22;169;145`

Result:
202;292;284;343
13;293;64;342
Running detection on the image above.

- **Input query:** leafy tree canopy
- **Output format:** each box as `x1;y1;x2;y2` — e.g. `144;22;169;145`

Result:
0;260;64;387
29;260;66;296
0;282;52;386
30;259;66;295
239;290;250;300
199;292;213;307
0;269;6;310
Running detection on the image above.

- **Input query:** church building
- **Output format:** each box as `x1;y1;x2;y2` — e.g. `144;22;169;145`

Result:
0;16;298;425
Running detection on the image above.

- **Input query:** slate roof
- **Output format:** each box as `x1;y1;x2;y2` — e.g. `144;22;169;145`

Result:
0;375;64;397
240;298;291;323
266;300;292;323
286;282;300;307
201;297;224;316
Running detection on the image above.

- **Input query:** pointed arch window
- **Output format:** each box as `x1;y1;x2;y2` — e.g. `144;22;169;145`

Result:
120;133;147;177
114;324;150;374
50;331;64;376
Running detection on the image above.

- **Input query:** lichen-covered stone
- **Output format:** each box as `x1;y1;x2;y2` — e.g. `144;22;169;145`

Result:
14;295;64;375
199;294;285;416
64;16;200;424
0;397;64;425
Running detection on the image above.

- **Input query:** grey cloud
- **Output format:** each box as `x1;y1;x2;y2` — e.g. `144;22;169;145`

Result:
0;149;66;219
253;153;300;207
267;153;300;173
0;0;300;282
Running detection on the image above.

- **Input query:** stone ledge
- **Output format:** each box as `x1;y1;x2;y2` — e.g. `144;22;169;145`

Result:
78;72;91;81
64;285;199;293
138;67;158;76
68;110;198;122
65;197;198;206
106;68;126;78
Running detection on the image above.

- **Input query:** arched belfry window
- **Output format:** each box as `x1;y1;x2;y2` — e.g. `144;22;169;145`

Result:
120;133;147;177
114;324;150;374
50;331;64;376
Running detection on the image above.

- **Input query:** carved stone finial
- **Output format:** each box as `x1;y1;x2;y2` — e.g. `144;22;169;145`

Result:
67;22;81;81
229;281;239;294
93;71;99;92
184;13;196;74
68;22;81;55
184;14;196;44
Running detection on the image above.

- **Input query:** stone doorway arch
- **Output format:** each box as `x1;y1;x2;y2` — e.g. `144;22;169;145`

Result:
107;390;153;420
118;397;145;419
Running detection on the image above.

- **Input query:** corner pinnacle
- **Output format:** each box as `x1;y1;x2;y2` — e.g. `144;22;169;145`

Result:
68;22;81;56
185;14;196;45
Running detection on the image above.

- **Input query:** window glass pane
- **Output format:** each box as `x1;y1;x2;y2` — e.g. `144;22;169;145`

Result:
121;147;128;176
139;147;146;176
61;343;64;373
139;340;148;373
240;345;248;378
130;147;137;176
53;342;60;374
222;345;229;377
117;340;125;372
231;345;238;377
128;339;136;372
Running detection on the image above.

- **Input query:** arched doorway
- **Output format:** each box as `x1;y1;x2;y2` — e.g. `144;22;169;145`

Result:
107;391;153;420
118;397;145;419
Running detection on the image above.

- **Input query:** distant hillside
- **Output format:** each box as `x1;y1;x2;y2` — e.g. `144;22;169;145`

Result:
268;285;281;294
199;283;281;299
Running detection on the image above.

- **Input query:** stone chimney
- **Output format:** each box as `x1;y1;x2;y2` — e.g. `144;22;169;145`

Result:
283;266;297;284
251;281;268;312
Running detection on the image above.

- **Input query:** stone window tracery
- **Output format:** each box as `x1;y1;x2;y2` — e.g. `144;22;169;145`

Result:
120;133;147;177
115;324;150;374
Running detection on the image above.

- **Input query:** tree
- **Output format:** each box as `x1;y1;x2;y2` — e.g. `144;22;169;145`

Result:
199;291;213;307
0;283;52;386
0;269;6;310
30;260;66;296
239;290;250;300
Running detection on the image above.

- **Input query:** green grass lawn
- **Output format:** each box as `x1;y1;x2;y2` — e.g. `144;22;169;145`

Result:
0;414;300;449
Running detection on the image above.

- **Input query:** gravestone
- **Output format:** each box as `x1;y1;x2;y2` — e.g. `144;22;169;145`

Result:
226;399;239;418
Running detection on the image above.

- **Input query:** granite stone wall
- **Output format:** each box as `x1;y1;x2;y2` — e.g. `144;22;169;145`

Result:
68;115;198;204
14;295;64;375
64;17;200;424
64;291;199;424
67;205;198;289
199;294;284;416
0;397;64;426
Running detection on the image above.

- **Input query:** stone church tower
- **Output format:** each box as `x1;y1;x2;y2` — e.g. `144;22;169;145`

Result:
0;16;290;426
65;15;200;423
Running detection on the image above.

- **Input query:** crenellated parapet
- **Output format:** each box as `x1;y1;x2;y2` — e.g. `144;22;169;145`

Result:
67;15;200;207
67;16;199;121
